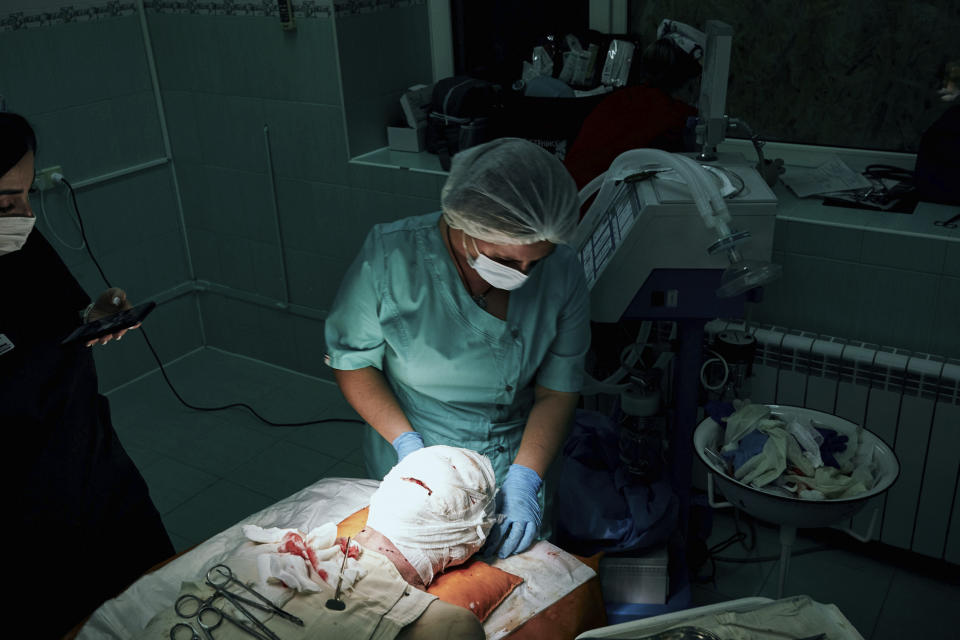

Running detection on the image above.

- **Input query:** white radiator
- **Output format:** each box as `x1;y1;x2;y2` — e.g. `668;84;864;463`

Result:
706;320;960;563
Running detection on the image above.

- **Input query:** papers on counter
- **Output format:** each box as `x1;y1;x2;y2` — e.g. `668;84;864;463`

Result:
780;155;873;198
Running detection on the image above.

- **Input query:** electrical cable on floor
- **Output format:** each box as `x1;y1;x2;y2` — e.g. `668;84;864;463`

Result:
58;176;365;428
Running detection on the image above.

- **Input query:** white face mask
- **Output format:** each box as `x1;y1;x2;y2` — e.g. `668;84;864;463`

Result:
463;236;529;291
0;215;35;256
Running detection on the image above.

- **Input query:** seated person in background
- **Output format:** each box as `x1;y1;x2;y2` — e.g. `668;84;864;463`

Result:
0;112;174;637
564;19;704;191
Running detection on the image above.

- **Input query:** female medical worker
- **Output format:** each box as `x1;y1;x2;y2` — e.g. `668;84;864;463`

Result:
325;138;590;559
1;112;174;636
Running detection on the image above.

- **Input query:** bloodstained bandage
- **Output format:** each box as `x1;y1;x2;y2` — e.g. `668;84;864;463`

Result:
402;476;433;495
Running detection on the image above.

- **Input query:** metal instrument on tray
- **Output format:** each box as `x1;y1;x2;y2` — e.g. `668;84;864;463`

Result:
206;564;304;626
174;593;274;640
325;536;352;611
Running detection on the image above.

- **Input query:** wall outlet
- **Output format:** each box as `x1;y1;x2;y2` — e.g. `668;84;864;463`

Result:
35;165;62;192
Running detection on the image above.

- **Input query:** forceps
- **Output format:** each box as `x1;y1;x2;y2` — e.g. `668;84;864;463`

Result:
205;566;287;640
176;586;285;618
206;564;304;626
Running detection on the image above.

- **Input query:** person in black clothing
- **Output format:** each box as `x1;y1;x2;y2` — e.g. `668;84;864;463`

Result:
1;112;174;636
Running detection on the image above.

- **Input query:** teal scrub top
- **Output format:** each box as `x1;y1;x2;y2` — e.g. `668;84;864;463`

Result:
324;212;590;488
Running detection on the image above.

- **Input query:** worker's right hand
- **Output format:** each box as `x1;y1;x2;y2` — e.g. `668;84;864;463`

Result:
392;431;424;461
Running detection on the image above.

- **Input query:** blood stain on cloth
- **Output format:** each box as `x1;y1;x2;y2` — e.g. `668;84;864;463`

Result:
280;531;328;581
402;476;433;495
339;537;361;559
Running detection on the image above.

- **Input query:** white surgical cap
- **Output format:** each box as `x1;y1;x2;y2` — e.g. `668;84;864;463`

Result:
441;137;579;245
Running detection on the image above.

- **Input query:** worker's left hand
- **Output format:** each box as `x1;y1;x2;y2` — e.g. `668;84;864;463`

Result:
84;287;138;347
484;463;542;559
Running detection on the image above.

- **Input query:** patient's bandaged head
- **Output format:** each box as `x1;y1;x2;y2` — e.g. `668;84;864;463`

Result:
366;445;498;586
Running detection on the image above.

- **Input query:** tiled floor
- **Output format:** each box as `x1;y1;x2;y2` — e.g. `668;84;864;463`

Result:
108;348;959;638
107;347;366;553
691;509;960;638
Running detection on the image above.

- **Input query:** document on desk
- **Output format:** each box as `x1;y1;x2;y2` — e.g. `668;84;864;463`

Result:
781;155;873;198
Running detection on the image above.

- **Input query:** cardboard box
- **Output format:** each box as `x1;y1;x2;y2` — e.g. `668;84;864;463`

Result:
387;126;426;153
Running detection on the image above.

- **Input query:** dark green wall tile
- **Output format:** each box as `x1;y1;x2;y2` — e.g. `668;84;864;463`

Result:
216;235;257;293
784;221;863;261
943;242;960;277
176;163;215;231
336;5;431;102
930;276;960;358
163;91;203;163
770;219;791;253
238;17;341;105
1;17;150;115
199;293;261;356
111;91;165;163
284;249;350;311
262;100;348;183
346;164;445;200
251;241;286;300
203;166;275;240
763;254;866;339
860;231;948;274
30;101;123;180
256;307;302;372
853;266;939;353
146;13;197;92
188;229;222;282
193;93;267;173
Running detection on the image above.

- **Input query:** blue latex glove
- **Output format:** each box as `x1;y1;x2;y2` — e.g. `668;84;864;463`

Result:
392;431;424;461
485;464;542;559
816;428;849;469
705;400;736;426
721;429;769;472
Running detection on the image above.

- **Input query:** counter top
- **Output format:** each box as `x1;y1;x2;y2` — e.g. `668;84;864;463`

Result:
350;141;959;242
718;138;959;242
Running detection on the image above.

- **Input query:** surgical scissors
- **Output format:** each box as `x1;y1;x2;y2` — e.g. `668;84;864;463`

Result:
206;564;304;626
175;595;273;640
204;569;285;640
196;604;275;640
170;622;200;640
